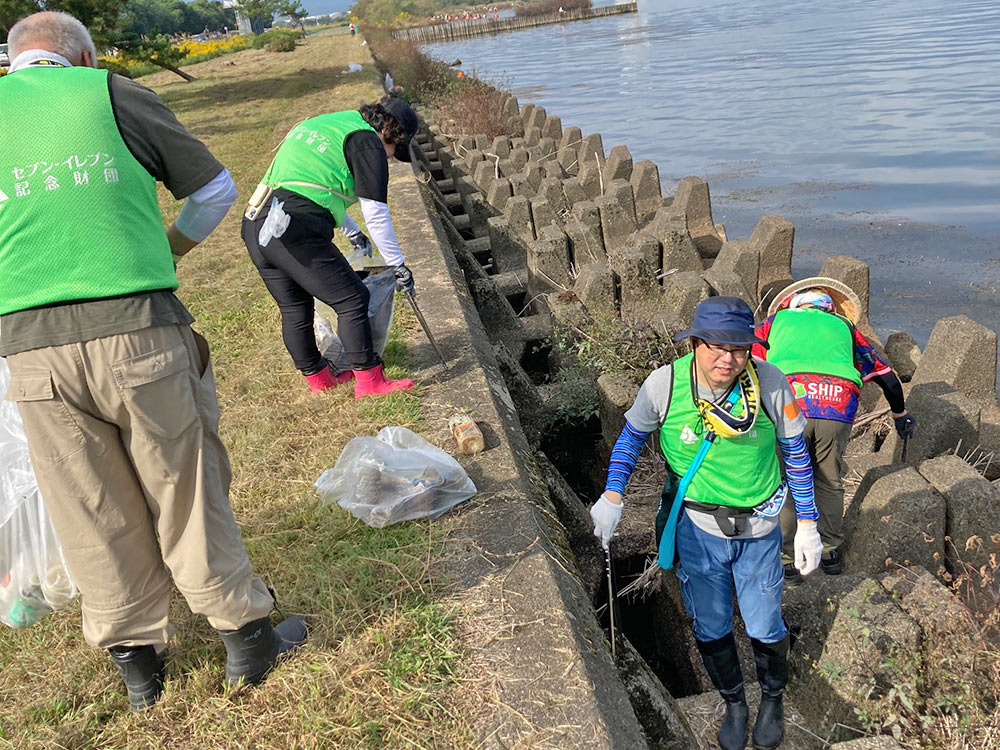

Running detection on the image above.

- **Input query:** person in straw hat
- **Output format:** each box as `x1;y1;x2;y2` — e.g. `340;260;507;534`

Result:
752;278;916;585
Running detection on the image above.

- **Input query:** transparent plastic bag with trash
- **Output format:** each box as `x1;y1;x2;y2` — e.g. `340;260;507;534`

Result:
315;426;476;528
0;360;77;628
313;266;396;373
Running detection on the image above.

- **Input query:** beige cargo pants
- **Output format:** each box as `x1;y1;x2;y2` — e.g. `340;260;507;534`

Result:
781;417;853;560
4;324;273;649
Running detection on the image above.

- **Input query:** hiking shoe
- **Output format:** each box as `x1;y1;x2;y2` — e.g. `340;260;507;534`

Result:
783;563;803;587
821;549;843;575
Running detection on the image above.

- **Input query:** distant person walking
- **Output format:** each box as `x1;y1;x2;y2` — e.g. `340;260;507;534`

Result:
753;278;916;584
241;97;419;397
349;21;357;35
0;11;305;711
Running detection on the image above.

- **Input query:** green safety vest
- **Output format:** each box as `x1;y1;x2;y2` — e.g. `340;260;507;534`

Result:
0;66;176;316
264;110;378;227
659;353;782;508
766;307;862;387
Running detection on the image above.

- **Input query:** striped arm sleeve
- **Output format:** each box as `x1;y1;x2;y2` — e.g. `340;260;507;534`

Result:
777;434;819;521
604;420;652;495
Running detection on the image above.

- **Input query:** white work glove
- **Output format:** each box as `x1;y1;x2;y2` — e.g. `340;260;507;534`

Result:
794;520;823;576
590;494;623;549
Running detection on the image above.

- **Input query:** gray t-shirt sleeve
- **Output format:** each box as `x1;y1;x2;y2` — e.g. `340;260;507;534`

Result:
624;364;674;432
108;73;224;199
755;358;807;438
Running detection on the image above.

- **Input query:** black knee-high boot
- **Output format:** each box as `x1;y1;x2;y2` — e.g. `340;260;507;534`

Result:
697;632;749;750
750;635;789;749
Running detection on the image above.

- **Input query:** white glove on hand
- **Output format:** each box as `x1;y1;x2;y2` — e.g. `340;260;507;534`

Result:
590;495;623;549
794;521;823;576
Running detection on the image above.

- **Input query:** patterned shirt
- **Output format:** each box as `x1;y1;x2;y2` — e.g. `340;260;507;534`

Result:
752;315;892;423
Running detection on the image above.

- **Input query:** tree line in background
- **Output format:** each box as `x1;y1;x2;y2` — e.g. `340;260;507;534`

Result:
124;0;235;36
351;0;469;28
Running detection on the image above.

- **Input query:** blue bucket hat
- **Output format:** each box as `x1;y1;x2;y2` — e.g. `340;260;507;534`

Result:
674;297;769;349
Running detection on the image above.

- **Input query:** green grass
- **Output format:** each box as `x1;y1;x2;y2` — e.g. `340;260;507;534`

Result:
0;31;473;749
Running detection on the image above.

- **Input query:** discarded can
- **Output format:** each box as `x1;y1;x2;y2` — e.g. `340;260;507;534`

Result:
449;413;484;455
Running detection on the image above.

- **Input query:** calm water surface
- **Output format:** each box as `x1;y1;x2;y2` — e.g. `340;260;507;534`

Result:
425;0;1000;346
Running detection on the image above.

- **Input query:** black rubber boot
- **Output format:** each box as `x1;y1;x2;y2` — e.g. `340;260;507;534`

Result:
109;645;165;711
697;632;749;750
218;615;308;689
750;635;789;749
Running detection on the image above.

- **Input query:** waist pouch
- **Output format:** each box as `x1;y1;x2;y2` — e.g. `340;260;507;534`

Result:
682;500;756;537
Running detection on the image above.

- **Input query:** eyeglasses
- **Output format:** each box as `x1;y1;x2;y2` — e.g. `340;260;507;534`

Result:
700;341;751;359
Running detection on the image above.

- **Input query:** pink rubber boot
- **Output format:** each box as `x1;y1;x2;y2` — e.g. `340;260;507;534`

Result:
353;364;414;398
304;364;353;393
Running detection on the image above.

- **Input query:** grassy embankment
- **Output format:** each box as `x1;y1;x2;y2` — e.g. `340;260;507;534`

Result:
0;31;475;749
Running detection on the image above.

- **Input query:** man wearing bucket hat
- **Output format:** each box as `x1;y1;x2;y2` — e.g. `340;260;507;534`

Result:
591;297;821;750
753;278;916;585
241;96;419;397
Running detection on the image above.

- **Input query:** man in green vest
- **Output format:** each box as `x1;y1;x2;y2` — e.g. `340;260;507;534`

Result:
241;96;419;397
0;12;304;711
591;297;822;750
752;280;916;584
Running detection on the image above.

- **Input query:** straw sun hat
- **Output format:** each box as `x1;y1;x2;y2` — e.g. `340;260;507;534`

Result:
766;277;863;324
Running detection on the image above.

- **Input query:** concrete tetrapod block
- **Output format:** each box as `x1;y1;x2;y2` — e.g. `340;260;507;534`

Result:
662;271;711;327
539;176;568;215
605;179;637;220
911;315;998;404
750;215;795;306
711;240;760;306
536;137;557;162
564;220;606;266
829;739;902;750
562;177;589;207
878;565;993;698
645;208;702;274
542;160;566;181
602;144;633;184
596;193;639;254
527;224;572;297
673;176;723;258
491;135;511;158
474;134;491;152
597;371;639;447
541;114;563;142
509;148;529;172
519;101;535;127
577;162;603;200
630;160;662;225
473;159;496;190
464;192;494;237
782;575;921;743
559;125;582;152
526;105;547;132
502;97;522;135
820;255;870;320
917;455;1000;581
524;127;542;148
884;332;921;382
557;147;579;175
609;238;658;314
503;194;536;243
578;133;605;167
462;148;485;170
574;262;617;317
508;173;530;198
978;402;1000;480
488;216;527;274
702;268;754;303
841;466;945;575
530;196;559;232
879;382;981;465
572;200;602;236
486;178;513;213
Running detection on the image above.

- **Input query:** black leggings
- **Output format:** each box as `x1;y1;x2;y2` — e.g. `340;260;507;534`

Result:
241;205;375;373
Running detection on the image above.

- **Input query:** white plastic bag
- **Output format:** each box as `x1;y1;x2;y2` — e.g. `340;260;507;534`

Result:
0;360;77;628
258;196;290;247
315;426;476;528
313;268;397;373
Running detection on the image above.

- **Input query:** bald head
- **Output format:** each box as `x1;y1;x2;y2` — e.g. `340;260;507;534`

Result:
8;11;97;67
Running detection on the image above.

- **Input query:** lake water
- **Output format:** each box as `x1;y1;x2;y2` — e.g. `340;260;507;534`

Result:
424;0;1000;348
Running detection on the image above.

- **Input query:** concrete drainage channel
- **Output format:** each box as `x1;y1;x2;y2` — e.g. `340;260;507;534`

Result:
402;88;1000;747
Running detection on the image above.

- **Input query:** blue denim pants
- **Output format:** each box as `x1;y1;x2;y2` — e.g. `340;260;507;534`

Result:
675;511;788;643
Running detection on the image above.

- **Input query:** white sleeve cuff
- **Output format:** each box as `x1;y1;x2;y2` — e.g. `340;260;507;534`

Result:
359;197;404;266
173;168;237;243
